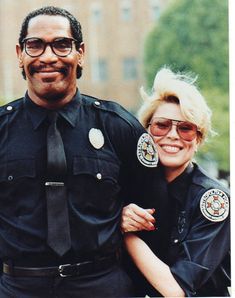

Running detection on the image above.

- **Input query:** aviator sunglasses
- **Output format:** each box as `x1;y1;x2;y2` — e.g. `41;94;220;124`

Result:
149;117;199;141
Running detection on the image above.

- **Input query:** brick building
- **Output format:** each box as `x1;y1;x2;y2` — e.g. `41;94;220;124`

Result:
0;0;171;110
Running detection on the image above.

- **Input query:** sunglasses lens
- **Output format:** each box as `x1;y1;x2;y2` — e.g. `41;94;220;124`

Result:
150;119;172;137
150;118;198;141
177;122;197;141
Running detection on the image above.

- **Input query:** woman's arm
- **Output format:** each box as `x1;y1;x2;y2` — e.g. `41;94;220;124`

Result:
125;233;185;297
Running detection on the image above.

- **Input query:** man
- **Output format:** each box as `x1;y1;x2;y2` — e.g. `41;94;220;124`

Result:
0;6;164;297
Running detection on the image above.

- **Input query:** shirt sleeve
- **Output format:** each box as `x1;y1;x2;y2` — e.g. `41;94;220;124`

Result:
170;189;230;296
107;111;160;208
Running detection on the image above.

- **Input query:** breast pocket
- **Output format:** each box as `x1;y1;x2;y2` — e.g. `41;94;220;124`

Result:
71;156;121;212
0;159;36;183
0;159;36;207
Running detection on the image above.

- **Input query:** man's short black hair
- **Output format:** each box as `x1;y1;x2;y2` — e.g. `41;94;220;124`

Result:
19;6;83;79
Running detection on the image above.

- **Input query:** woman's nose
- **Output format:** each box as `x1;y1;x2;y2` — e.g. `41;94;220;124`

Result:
166;124;179;139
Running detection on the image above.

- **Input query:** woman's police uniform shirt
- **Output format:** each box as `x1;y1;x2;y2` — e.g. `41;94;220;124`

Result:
0;90;159;265
137;163;230;297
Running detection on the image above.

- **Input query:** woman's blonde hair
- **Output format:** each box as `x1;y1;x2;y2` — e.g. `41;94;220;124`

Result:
137;67;213;144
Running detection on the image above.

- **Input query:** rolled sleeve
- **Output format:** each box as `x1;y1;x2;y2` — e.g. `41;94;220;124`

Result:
171;260;210;296
169;195;230;296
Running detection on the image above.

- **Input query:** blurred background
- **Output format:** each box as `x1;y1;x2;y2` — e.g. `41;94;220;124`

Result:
0;0;229;185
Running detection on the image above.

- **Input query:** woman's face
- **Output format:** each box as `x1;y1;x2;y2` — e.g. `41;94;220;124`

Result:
149;102;199;181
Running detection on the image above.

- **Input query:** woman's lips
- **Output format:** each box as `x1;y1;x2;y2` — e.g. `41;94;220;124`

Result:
160;145;182;153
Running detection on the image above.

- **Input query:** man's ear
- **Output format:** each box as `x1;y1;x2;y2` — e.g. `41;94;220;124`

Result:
16;44;24;68
77;42;85;68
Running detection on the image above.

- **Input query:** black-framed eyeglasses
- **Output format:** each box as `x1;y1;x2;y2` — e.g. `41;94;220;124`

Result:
22;37;79;57
149;117;199;141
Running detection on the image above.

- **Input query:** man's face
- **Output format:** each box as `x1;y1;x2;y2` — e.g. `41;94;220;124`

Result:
16;15;84;107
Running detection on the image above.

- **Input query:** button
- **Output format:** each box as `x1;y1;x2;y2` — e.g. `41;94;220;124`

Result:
94;101;100;106
96;173;102;180
8;175;13;181
6;105;13;111
173;239;179;244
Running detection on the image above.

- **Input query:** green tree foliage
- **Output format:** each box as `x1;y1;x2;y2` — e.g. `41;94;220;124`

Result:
144;0;228;91
196;89;229;172
144;0;229;172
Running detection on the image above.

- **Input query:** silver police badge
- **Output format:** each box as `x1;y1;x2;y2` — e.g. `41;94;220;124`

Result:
88;128;104;149
137;133;158;167
200;188;229;222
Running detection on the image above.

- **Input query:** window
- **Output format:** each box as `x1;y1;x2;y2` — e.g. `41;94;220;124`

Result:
149;0;161;21
90;3;102;24
120;0;132;21
3;61;13;99
92;59;108;82
123;58;137;80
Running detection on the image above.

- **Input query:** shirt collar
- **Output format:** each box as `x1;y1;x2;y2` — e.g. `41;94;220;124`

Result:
24;90;82;130
168;163;194;205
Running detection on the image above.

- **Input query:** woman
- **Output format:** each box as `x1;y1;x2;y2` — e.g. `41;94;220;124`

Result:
122;67;230;297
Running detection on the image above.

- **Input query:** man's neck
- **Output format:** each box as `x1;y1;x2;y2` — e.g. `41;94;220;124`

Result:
27;89;77;110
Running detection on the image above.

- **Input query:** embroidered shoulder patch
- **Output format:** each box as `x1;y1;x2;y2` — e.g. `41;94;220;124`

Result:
200;188;229;222
137;133;158;167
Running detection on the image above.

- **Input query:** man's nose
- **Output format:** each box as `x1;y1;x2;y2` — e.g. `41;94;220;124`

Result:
39;45;58;61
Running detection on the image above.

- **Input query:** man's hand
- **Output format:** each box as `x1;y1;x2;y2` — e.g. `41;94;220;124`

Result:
121;203;156;232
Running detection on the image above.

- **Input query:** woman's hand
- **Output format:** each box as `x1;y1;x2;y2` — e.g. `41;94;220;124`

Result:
121;203;156;232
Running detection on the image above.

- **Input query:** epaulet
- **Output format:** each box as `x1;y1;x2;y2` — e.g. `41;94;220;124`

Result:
81;94;141;129
192;164;229;194
0;98;23;117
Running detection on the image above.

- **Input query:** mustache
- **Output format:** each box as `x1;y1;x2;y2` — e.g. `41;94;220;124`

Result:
29;65;68;75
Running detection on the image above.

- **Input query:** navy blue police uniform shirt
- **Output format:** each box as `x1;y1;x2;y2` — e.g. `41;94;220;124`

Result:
131;164;230;297
0;90;160;266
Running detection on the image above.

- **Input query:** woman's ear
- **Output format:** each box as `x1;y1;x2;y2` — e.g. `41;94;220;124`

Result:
194;142;199;153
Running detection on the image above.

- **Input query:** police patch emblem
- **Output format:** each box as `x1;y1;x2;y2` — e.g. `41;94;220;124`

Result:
200;189;229;222
137;133;158;167
88;128;104;149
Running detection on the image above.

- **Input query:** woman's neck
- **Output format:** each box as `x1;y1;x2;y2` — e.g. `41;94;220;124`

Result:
164;162;191;183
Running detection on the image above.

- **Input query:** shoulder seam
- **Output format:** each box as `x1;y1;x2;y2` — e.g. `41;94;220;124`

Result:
81;94;138;129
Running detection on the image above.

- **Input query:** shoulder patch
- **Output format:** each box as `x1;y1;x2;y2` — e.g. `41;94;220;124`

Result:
200;188;229;222
137;133;158;167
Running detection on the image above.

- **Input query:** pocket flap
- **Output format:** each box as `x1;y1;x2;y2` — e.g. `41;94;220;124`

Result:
73;156;119;181
0;159;36;181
